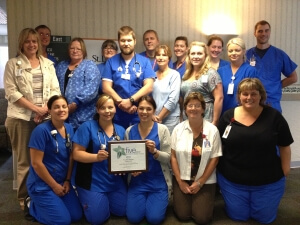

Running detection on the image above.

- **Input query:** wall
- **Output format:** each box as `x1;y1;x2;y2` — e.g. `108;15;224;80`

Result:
6;0;300;76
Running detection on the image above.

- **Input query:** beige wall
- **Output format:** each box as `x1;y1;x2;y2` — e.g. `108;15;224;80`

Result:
6;0;300;75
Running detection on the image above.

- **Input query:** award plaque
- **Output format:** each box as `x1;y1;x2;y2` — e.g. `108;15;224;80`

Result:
108;140;148;174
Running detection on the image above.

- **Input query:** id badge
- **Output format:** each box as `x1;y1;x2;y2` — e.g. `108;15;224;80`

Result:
121;73;130;80
203;139;211;148
227;83;234;95
201;75;208;83
16;69;23;77
250;61;256;66
222;125;232;139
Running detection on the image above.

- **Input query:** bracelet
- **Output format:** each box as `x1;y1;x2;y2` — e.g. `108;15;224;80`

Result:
65;179;71;183
151;149;157;155
196;180;202;188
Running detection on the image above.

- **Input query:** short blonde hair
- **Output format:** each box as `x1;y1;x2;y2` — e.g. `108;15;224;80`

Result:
227;37;246;61
18;28;42;57
237;78;267;106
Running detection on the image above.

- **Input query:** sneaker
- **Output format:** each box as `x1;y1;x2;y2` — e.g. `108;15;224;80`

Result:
24;196;35;221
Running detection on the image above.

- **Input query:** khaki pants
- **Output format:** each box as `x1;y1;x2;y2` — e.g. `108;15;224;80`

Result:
172;176;216;224
5;118;36;208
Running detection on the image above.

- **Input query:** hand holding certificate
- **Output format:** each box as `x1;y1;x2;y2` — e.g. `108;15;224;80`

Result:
108;140;148;174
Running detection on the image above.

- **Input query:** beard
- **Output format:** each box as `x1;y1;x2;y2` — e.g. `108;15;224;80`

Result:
121;47;134;55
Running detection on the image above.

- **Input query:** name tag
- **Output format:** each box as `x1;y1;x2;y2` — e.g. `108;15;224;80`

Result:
250;61;256;66
16;69;23;77
222;125;232;138
121;73;130;80
227;83;234;95
201;75;208;83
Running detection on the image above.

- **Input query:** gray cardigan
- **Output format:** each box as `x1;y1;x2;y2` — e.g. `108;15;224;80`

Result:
125;123;172;200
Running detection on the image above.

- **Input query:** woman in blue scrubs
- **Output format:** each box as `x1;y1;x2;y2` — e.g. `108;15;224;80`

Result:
218;38;257;115
26;95;82;225
125;96;172;225
72;94;127;225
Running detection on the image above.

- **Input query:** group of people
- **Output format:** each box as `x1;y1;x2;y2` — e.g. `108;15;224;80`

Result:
3;19;296;225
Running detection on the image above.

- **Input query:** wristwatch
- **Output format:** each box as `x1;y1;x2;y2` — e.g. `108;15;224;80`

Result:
129;96;135;104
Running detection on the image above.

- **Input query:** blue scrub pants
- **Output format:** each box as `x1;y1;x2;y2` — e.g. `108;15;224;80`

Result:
217;172;285;224
126;187;168;225
77;186;127;225
29;186;82;225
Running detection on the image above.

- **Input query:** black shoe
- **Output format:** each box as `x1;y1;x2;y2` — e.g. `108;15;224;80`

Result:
24;196;35;221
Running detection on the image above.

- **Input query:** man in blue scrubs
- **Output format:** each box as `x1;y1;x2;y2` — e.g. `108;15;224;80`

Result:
246;20;298;112
102;26;155;128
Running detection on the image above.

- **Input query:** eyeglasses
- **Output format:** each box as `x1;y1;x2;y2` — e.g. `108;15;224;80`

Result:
70;47;82;52
187;104;202;109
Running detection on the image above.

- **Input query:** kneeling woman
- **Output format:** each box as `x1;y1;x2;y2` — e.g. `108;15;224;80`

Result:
26;95;82;225
171;92;222;224
72;94;127;225
125;96;172;225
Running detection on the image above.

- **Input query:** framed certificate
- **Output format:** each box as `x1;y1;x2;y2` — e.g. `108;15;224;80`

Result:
108;140;148;174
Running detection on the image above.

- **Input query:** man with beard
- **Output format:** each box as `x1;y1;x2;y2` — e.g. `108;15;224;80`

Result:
102;26;155;128
246;20;298;113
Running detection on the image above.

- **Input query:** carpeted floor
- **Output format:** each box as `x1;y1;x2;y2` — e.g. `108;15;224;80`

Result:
0;150;299;225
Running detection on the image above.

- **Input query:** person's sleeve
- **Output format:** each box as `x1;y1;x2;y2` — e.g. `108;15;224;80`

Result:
277;112;294;146
163;71;181;112
208;69;222;92
170;124;178;150
281;50;298;77
48;62;61;96
210;127;223;158
156;124;171;163
28;125;48;152
3;59;23;103
102;58;113;81
72;122;91;148
142;57;156;80
73;61;101;105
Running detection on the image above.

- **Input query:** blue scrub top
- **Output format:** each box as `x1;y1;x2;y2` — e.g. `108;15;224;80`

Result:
47;53;58;67
172;61;186;78
73;120;125;192
127;122;167;191
27;120;74;191
219;59;230;69
246;45;297;112
102;53;156;127
218;62;257;114
97;62;105;95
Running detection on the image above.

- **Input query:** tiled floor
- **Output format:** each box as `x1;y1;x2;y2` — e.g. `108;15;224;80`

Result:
1;150;299;225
